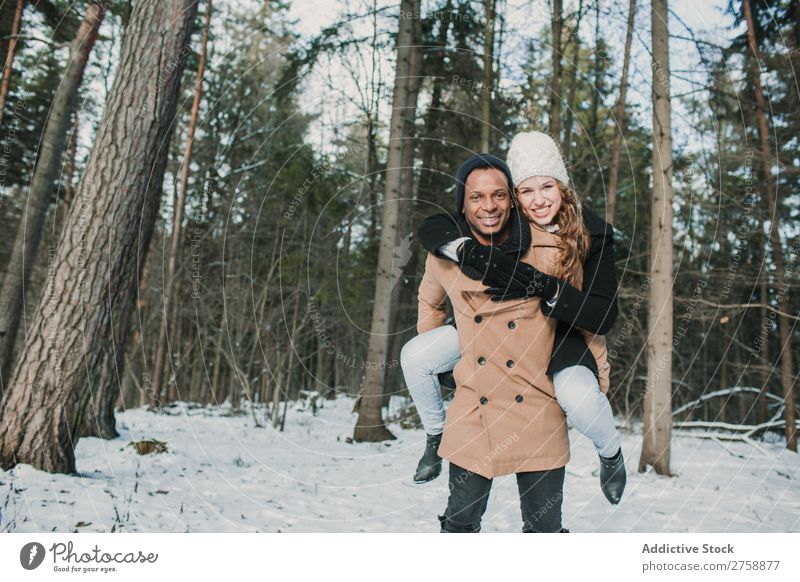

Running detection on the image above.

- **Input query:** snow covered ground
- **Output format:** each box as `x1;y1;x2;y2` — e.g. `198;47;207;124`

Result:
1;395;798;533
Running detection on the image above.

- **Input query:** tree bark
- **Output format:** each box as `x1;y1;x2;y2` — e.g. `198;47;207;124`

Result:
0;0;24;129
273;290;300;428
549;0;563;139
0;0;199;473
480;0;496;152
387;6;422;399
61;110;81;225
638;0;673;476
354;0;420;442
120;247;154;411
742;0;796;451
757;272;769;424
415;0;453;207
561;0;584;159
0;2;19;79
211;310;226;402
587;2;603;145
606;0;636;225
0;1;105;391
152;0;213;404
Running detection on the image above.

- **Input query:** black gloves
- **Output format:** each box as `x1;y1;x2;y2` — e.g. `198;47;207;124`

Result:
419;213;464;256
457;239;559;302
482;255;558;302
456;239;503;281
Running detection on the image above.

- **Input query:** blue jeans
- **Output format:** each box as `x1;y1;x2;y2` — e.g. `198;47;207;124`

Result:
400;325;621;458
400;325;460;435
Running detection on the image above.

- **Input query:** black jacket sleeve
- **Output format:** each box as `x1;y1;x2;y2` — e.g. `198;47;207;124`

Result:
540;216;619;335
417;212;469;259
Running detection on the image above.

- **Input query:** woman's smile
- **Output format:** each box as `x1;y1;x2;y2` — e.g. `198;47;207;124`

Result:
530;205;551;219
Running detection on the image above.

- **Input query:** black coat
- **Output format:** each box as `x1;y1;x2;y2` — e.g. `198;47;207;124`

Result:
417;206;619;379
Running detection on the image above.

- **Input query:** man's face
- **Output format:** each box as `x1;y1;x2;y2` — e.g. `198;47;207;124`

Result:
462;167;512;245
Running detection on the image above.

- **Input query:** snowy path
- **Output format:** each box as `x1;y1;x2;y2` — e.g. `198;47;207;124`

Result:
1;396;798;533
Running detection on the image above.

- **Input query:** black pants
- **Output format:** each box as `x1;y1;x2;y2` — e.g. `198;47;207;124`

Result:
438;462;565;533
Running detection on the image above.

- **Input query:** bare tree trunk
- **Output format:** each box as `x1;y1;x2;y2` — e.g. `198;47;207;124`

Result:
743;0;796;451
587;2;603;145
120;244;155;410
0;1;105;390
757;273;769;424
365;1;381;245
315;334;329;397
387;7;422;399
549;0;563;139
61;110;80;225
365;115;380;244
606;0;636;225
270;353;284;425
0;0;199;473
0;2;20;81
211;309;226;403
721;318;729;398
639;0;673;476
561;0;584;159
153;0;213;403
187;339;200;403
354;0;420;442
165;277;183;403
415;0;453;207
273;290;301;428
480;0;495;152
0;0;24;129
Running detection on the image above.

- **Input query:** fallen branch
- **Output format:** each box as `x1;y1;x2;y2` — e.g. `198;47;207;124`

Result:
672;386;784;416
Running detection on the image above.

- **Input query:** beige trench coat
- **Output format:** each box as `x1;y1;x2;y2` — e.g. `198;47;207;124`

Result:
417;228;571;478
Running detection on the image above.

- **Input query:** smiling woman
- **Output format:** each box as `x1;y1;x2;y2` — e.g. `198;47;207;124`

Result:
507;132;590;288
516;176;562;224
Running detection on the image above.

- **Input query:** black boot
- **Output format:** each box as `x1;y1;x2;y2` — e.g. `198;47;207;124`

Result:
599;448;626;505
414;433;443;484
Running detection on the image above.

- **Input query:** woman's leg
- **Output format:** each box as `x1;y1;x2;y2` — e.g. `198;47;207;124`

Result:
552;365;621;458
400;325;461;435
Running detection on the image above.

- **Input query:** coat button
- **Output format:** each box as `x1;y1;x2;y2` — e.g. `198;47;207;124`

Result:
480;396;488;405
506;360;514;368
474;315;483;323
515;395;523;403
478;357;486;365
507;321;516;329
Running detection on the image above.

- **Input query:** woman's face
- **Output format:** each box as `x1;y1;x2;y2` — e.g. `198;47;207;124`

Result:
515;175;563;226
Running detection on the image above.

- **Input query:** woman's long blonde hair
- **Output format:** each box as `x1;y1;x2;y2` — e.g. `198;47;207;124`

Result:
550;181;590;286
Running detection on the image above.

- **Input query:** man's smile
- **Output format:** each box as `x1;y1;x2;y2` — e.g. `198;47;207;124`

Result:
478;215;501;227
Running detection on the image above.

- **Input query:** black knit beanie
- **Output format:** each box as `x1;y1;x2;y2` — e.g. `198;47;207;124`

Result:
454;153;514;213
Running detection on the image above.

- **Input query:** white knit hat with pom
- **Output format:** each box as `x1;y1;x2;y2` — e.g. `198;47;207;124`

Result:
506;131;571;188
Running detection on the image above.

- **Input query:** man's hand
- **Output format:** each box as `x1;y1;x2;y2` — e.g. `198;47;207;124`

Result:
479;253;559;301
